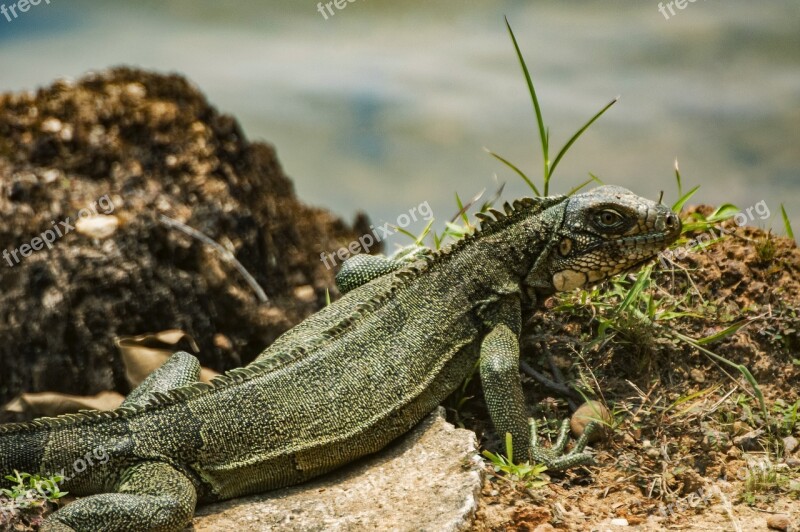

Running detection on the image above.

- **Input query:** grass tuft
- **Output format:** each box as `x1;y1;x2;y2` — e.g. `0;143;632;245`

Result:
482;432;549;489
493;17;618;196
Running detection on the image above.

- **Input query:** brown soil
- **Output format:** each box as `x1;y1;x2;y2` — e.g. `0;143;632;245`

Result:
467;211;800;530
0;69;374;410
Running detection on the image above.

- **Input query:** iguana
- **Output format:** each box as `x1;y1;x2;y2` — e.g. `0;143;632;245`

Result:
0;186;681;531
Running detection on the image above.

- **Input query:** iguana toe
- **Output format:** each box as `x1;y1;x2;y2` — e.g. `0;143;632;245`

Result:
527;418;598;471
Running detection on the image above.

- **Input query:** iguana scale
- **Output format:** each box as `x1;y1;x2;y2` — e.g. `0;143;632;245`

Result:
0;186;681;531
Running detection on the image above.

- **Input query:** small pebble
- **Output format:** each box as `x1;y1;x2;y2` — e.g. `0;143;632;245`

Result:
733;429;764;451
570;400;612;442
646;447;661;459
782;435;798;454
610;517;629;526
40;117;62;133
293;285;316;303
766;514;791;531
41;168;62;184
125;82;147;100
75;215;120;239
690;368;705;383
732;421;749;436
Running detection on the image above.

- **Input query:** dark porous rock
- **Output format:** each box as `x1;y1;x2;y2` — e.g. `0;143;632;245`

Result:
0;68;375;407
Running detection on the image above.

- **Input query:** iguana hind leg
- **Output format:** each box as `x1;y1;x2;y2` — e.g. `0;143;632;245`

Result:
122;351;201;408
479;298;595;471
40;353;203;531
41;461;197;532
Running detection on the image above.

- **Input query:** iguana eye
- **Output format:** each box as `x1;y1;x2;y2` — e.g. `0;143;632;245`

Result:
597;209;623;228
558;238;572;257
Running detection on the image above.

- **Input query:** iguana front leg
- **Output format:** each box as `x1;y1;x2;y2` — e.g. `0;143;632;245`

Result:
479;296;595;470
122;351;201;407
42;352;202;532
335;245;431;293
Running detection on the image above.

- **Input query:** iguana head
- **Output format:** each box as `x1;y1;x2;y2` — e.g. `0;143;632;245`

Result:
526;185;681;293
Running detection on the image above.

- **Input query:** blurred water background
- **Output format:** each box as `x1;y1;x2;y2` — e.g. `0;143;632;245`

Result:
1;0;798;245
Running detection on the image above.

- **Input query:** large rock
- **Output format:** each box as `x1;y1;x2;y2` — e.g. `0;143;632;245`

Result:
0;68;374;407
192;408;484;531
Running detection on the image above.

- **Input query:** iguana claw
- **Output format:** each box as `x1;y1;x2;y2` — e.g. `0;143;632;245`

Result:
528;418;598;471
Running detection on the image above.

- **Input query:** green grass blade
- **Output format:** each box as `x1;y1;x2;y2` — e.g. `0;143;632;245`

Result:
395;226;417;241
479;183;506;212
450;189;486;224
672;185;700;213
615;264;652;315
695;319;751;345
505;17;548;180
432;230;443;250
781;204;795;242
485;148;541;196
674;159;683;198
549;96;619;179
666;385;720;414
544;127;551;195
588;172;605;185
707;203;739;223
455;192;470;225
415;218;435;245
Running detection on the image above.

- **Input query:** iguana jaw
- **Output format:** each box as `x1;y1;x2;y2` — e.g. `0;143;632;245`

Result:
551;227;682;290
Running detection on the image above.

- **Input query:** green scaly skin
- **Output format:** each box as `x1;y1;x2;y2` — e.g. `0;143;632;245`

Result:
0;186;681;531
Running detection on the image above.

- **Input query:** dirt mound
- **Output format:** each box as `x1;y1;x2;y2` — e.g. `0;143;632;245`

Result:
0;68;374;407
467;211;800;530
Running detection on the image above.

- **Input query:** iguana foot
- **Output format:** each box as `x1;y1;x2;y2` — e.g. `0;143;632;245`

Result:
528;418;598;471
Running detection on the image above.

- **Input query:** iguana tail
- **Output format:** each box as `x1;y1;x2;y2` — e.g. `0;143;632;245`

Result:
0;351;205;495
0;422;51;479
0;411;132;496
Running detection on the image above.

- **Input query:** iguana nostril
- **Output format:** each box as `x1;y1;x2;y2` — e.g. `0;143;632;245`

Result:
665;213;682;234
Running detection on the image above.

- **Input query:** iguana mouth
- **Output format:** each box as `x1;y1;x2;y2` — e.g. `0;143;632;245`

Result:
583;227;682;255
